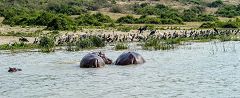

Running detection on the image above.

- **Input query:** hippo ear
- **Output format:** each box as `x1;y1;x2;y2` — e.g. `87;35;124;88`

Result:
129;53;134;59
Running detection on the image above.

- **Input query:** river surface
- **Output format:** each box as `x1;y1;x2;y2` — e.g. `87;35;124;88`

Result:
1;41;240;98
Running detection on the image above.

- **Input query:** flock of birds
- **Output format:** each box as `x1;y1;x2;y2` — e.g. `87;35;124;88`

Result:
17;27;240;46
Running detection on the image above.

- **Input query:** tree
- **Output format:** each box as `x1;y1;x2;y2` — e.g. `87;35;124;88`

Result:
47;15;75;30
208;0;223;8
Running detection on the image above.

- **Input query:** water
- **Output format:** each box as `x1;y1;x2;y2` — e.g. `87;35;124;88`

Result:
1;41;240;98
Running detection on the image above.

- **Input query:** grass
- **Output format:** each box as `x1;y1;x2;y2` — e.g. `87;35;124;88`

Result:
115;43;128;50
143;34;240;50
0;31;41;37
0;43;38;50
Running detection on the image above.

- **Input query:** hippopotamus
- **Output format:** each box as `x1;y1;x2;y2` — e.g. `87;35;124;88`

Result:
8;67;22;72
115;52;145;65
98;52;112;64
80;52;112;68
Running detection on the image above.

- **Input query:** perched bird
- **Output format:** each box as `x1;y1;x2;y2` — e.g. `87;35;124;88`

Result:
149;30;156;36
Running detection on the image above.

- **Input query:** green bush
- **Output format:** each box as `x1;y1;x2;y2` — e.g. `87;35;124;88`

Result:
75;13;112;26
39;36;55;52
216;5;240;18
90;36;105;47
182;10;198;22
47;14;76;30
76;38;93;49
182;8;218;22
76;14;102;26
115;43;128;50
198;14;218;21
47;3;86;15
116;15;137;24
35;12;54;26
39;36;55;48
208;0;224;8
75;36;105;49
92;13;113;23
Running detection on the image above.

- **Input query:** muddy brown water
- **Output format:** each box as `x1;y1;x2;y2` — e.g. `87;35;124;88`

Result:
0;41;240;98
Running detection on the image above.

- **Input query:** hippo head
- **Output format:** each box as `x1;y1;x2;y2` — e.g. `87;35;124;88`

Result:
115;52;145;65
8;67;22;72
97;52;112;64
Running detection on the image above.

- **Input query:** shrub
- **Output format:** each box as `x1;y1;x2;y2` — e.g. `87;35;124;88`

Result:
92;13;113;23
75;13;112;26
47;3;86;15
39;36;55;48
39;36;55;52
35;12;54;26
198;14;218;21
76;38;93;49
208;0;224;8
216;5;240;18
182;8;218;22
90;36;105;47
115;43;128;50
46;14;76;30
182;9;198;22
116;15;137;24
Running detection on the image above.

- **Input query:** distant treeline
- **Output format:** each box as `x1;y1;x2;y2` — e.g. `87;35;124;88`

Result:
0;0;239;30
0;7;113;30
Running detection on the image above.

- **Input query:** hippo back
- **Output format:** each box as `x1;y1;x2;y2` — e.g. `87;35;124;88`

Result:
115;52;145;65
80;53;105;68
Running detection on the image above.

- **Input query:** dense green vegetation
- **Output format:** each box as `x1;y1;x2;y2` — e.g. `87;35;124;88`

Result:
117;15;182;24
0;0;239;30
0;8;113;30
76;13;112;26
216;4;240;18
131;3;184;24
182;6;218;22
200;18;240;28
208;0;224;8
0;0;111;14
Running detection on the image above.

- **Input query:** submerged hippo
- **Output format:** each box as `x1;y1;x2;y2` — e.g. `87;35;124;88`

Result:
8;67;22;72
80;52;112;68
115;52;145;65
